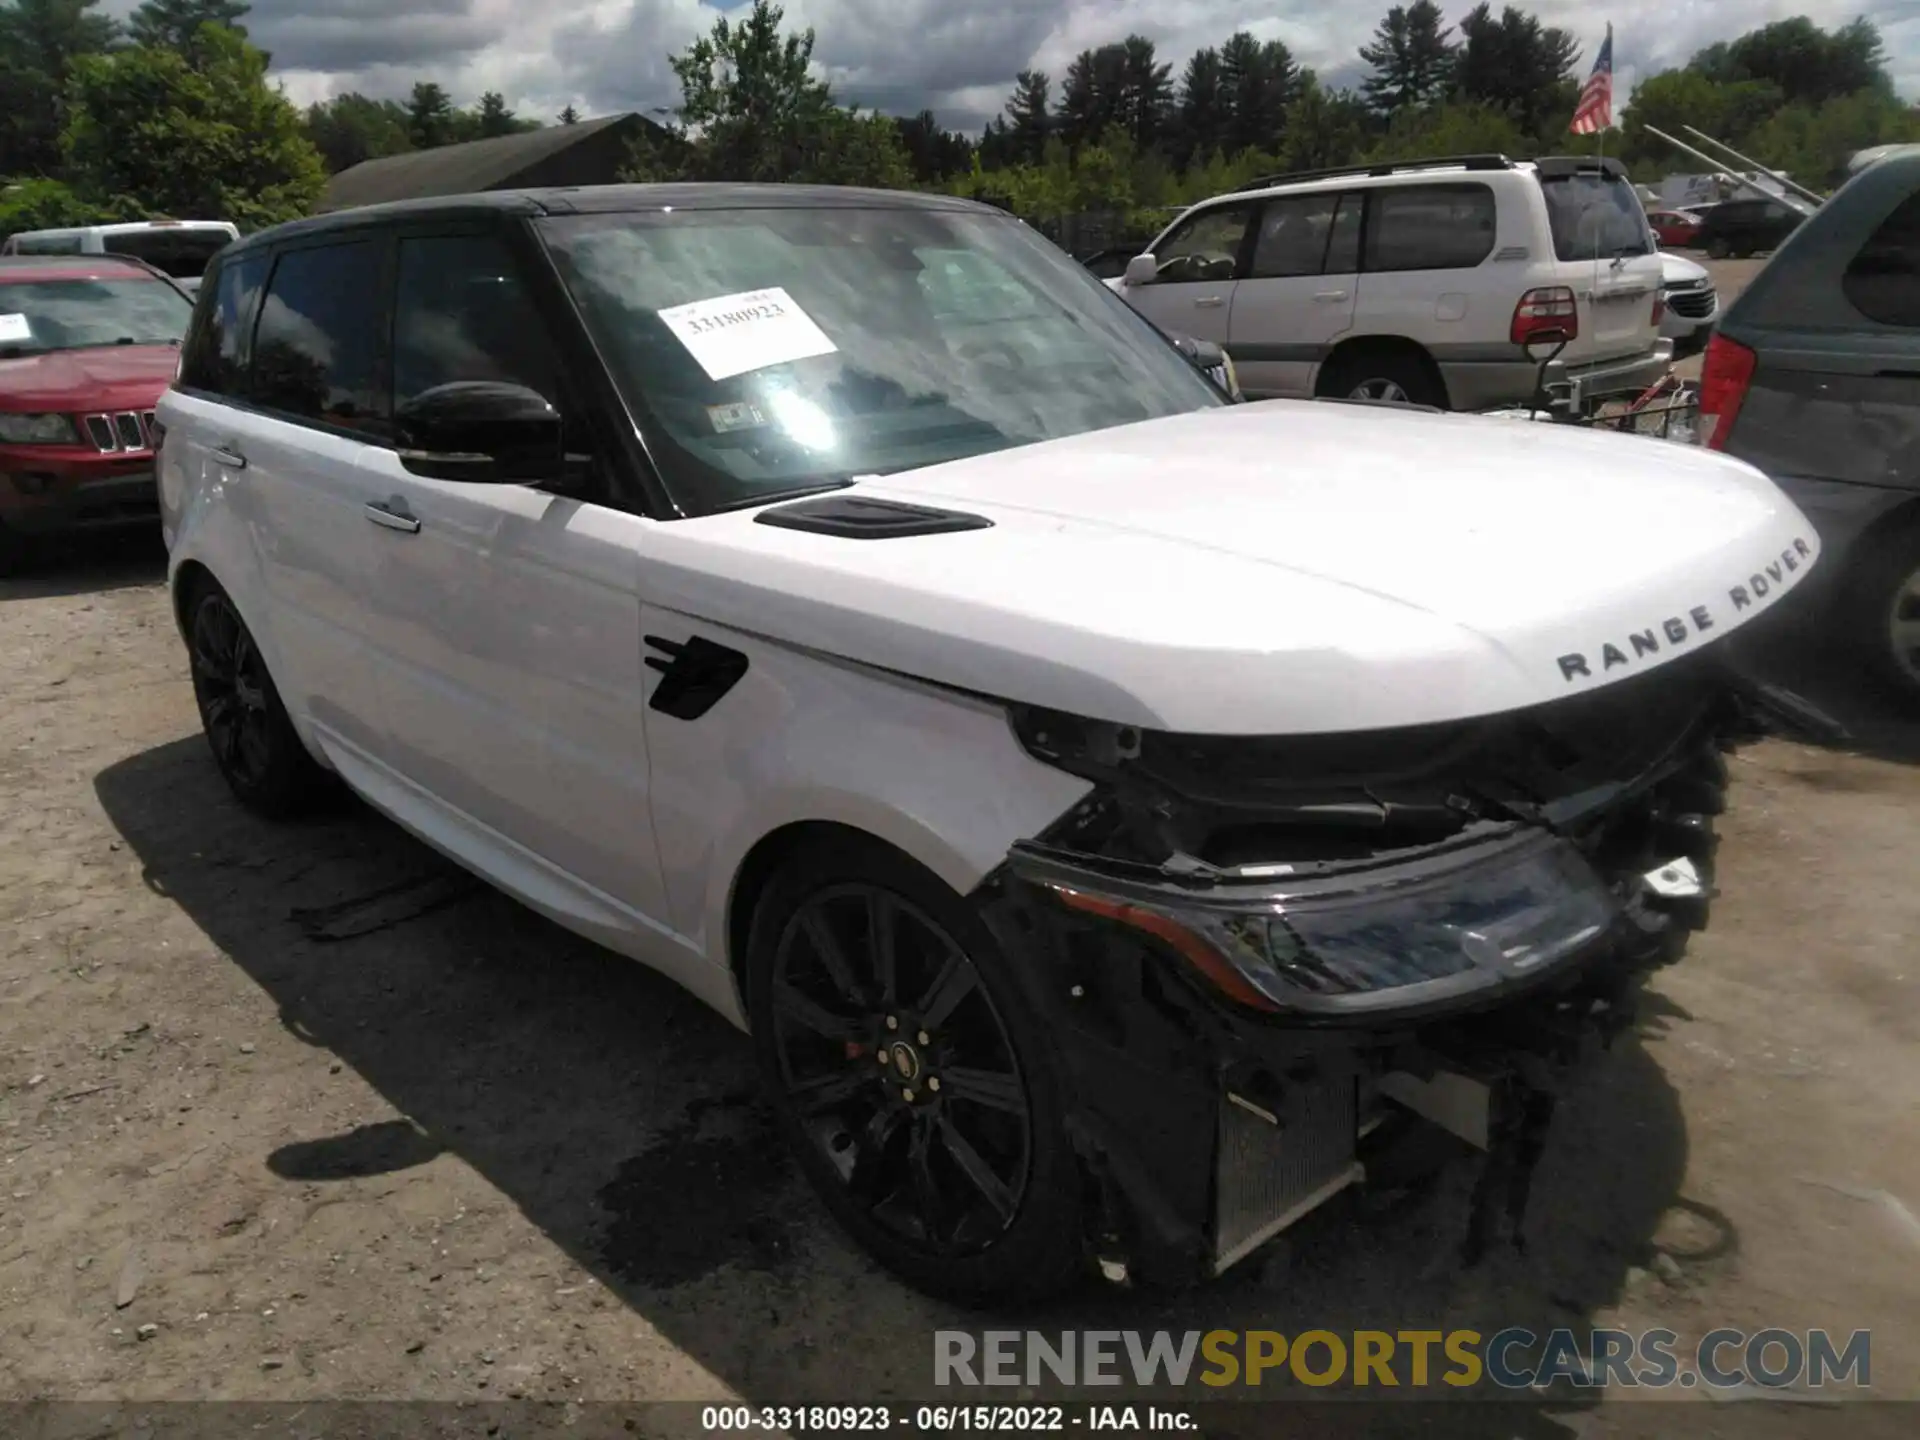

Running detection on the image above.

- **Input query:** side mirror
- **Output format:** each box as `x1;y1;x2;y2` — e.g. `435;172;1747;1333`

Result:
395;381;563;483
1165;332;1242;400
1123;253;1159;287
1182;338;1227;370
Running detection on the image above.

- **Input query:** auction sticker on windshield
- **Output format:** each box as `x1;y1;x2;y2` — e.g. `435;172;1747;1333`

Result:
0;314;31;344
659;287;837;381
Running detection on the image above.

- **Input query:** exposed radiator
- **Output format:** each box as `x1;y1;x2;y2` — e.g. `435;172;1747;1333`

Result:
1213;1075;1360;1273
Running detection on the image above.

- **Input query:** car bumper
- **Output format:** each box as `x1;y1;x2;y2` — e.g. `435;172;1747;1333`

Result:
0;457;160;538
973;701;1749;1286
1440;340;1675;412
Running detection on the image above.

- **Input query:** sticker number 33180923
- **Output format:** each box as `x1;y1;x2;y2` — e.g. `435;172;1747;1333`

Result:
657;286;838;382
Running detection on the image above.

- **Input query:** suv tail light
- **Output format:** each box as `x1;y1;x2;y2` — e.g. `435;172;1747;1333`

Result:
1697;333;1757;450
1511;286;1578;345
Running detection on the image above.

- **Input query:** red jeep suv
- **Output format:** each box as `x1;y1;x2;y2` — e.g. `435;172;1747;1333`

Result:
0;254;195;570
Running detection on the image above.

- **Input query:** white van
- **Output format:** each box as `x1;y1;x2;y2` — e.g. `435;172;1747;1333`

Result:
0;220;239;296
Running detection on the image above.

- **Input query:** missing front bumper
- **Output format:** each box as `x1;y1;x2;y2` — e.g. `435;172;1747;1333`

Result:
981;834;1726;1287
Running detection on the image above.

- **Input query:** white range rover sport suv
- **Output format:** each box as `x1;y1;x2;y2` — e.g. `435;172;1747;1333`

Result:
1112;153;1673;411
157;185;1822;1305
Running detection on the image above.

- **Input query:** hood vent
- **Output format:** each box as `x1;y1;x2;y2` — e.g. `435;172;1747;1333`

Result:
753;494;993;539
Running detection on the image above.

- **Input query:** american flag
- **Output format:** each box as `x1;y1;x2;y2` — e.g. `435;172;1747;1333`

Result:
1571;25;1614;134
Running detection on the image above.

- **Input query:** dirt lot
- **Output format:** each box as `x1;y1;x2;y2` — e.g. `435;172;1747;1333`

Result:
3;257;1916;1430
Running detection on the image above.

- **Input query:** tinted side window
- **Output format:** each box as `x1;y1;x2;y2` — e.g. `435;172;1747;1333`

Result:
392;233;558;411
1842;189;1920;328
251;239;385;430
179;252;268;395
1249;192;1344;279
1148;205;1253;283
1364;184;1496;272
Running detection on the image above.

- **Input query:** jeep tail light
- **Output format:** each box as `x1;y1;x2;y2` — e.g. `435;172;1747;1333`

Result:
1511;286;1578;345
1697;333;1757;450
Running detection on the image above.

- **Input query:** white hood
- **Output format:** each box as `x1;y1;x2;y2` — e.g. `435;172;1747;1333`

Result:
1659;250;1709;285
641;401;1819;735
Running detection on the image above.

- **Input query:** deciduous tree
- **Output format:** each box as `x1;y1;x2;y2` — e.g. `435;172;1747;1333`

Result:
63;23;324;226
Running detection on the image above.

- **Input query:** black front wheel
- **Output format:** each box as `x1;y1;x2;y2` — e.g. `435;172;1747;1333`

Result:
746;836;1085;1305
187;582;330;817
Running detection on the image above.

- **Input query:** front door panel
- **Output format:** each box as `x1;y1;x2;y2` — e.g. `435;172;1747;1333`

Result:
356;461;672;929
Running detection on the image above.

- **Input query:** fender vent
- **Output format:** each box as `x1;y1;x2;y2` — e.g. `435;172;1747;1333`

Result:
753;494;992;539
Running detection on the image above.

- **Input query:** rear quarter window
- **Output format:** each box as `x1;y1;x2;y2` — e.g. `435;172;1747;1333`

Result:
1363;183;1496;272
1841;189;1920;328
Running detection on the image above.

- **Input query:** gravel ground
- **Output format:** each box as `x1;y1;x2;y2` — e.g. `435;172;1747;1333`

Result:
2;256;1915;1430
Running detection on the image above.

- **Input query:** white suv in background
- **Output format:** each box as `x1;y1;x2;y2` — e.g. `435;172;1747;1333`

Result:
1112;154;1672;411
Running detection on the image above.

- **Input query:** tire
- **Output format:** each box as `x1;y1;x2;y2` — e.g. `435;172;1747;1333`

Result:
185;579;331;818
1704;237;1731;260
1316;347;1446;409
0;519;29;576
745;834;1086;1306
1845;522;1920;709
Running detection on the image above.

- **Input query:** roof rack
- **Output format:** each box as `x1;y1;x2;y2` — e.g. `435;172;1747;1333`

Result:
1233;153;1515;193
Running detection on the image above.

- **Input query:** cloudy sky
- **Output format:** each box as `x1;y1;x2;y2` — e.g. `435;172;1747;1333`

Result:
107;0;1920;130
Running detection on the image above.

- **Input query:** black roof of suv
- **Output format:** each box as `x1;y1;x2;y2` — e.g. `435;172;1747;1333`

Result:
222;183;996;260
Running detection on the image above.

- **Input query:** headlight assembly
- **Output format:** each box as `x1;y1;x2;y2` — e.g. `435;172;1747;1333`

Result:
0;412;78;445
1012;830;1621;1018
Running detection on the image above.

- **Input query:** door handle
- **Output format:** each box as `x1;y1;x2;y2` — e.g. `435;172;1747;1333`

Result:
1193;296;1226;308
363;499;421;534
210;446;247;470
1314;290;1350;302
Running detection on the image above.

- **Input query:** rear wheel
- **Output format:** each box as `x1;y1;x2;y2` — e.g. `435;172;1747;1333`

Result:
1317;348;1445;409
1704;237;1731;259
745;836;1085;1306
0;521;24;577
1847;524;1920;708
186;581;330;817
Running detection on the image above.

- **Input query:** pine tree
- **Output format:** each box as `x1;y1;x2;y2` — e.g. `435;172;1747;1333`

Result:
405;81;457;150
1004;69;1051;164
1358;2;1456;115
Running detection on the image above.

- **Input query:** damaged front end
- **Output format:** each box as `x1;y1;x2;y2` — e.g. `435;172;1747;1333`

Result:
976;653;1817;1287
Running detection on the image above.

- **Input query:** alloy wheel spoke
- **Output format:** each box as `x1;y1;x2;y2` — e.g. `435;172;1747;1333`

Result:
236;714;272;780
938;1065;1025;1115
915;948;977;1030
788;1066;870;1116
907;1117;949;1248
798;908;864;1007
848;1104;906;1198
772;980;864;1042
934;1113;1016;1223
867;890;899;1008
214;713;243;765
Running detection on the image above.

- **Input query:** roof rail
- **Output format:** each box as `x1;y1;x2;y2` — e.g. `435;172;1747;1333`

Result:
1233;153;1515;193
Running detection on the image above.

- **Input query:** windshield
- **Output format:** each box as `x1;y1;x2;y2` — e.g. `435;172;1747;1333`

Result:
0;277;193;355
536;206;1225;514
102;228;234;278
1540;173;1653;261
